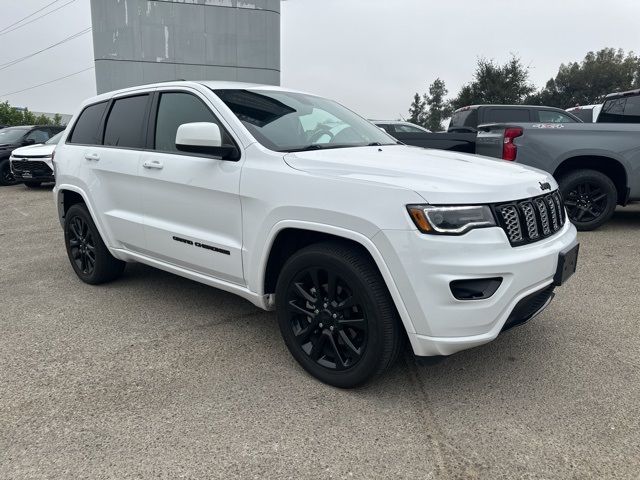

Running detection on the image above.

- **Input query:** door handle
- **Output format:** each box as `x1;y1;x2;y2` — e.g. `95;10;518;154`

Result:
143;160;164;170
84;153;100;161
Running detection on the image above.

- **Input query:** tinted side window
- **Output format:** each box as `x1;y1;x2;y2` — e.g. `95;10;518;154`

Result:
537;110;576;123
622;95;640;122
599;98;626;123
68;101;108;145
485;109;530;123
449;109;478;130
154;92;231;152
104;95;150;148
25;129;50;143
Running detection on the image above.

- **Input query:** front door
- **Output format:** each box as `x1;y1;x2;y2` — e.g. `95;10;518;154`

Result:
138;90;244;284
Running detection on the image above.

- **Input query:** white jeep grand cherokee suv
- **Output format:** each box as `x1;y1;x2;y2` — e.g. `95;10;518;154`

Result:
54;81;579;388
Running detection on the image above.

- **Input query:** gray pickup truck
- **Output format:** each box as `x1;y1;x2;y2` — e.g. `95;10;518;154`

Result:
476;122;640;230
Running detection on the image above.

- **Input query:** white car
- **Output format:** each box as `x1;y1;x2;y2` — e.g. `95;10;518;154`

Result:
53;81;579;387
566;104;603;123
10;131;63;187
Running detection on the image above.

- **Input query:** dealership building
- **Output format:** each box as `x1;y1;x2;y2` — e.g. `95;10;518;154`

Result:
90;0;281;94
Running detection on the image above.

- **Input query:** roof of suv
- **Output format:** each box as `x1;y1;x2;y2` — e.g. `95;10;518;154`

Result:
86;80;309;105
604;88;640;100
454;104;568;113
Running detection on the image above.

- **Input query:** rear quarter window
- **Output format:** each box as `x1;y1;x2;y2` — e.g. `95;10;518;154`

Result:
68;101;108;145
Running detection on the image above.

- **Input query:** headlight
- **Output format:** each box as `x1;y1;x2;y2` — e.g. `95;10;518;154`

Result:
407;204;496;235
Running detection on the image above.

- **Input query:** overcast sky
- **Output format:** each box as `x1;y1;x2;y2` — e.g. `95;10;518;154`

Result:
1;0;639;118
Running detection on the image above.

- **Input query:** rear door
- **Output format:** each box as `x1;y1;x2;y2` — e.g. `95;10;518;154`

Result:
76;94;151;252
138;88;244;284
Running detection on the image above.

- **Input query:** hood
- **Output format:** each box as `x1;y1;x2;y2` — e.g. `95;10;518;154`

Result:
284;145;556;204
11;143;55;157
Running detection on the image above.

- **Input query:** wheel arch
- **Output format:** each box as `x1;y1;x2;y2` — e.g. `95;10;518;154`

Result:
55;185;113;249
259;222;417;336
553;155;629;205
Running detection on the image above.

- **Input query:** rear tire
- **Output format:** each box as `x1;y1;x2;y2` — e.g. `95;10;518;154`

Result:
559;169;617;231
275;241;403;388
64;204;126;284
0;159;19;186
24;181;42;189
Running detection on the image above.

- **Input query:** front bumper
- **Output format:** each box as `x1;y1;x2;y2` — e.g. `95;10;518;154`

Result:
10;157;54;182
373;221;578;356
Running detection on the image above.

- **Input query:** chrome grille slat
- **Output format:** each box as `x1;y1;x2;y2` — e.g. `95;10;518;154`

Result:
520;202;539;240
495;191;565;247
498;205;523;243
534;197;551;235
546;195;559;230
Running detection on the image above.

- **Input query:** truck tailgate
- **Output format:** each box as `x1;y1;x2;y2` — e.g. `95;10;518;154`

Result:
475;124;508;159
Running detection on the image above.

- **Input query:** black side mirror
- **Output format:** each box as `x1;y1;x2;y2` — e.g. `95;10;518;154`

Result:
22;138;36;146
176;144;240;161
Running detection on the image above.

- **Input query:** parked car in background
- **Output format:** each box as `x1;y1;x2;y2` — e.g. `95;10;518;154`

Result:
566;104;603;123
380;105;582;155
374;120;479;153
476;121;640;230
597;89;640;123
10;131;63;188
373;120;432;134
53;81;578;387
0;125;64;186
450;105;582;133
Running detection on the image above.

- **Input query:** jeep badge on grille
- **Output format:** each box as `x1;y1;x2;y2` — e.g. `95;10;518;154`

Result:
539;182;552;191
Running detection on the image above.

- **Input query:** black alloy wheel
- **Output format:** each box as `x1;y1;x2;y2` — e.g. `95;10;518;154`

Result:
67;215;97;276
565;181;610;223
64;203;126;284
286;267;368;371
275;242;403;388
559;169;617;231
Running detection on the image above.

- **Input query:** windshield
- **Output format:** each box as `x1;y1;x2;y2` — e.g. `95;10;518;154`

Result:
46;131;63;144
0;127;29;144
214;89;398;152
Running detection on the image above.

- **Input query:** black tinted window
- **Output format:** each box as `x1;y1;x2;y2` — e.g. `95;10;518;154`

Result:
449;109;478;130
154;92;229;152
485;109;530;123
622;95;640;122
104;95;149;148
599;98;626;122
68;102;108;145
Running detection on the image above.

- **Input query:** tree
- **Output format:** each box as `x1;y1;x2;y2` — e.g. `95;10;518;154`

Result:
0;101;62;127
407;93;427;126
451;56;535;108
423;78;452;131
527;48;640;108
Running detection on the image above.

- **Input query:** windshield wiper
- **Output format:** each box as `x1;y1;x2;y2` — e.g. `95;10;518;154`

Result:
283;144;358;153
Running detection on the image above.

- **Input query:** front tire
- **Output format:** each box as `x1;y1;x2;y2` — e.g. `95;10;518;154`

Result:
0;159;19;186
275;241;403;388
64;204;126;284
559;169;617;231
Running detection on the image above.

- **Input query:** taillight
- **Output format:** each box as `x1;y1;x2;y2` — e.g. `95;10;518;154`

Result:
502;127;523;161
